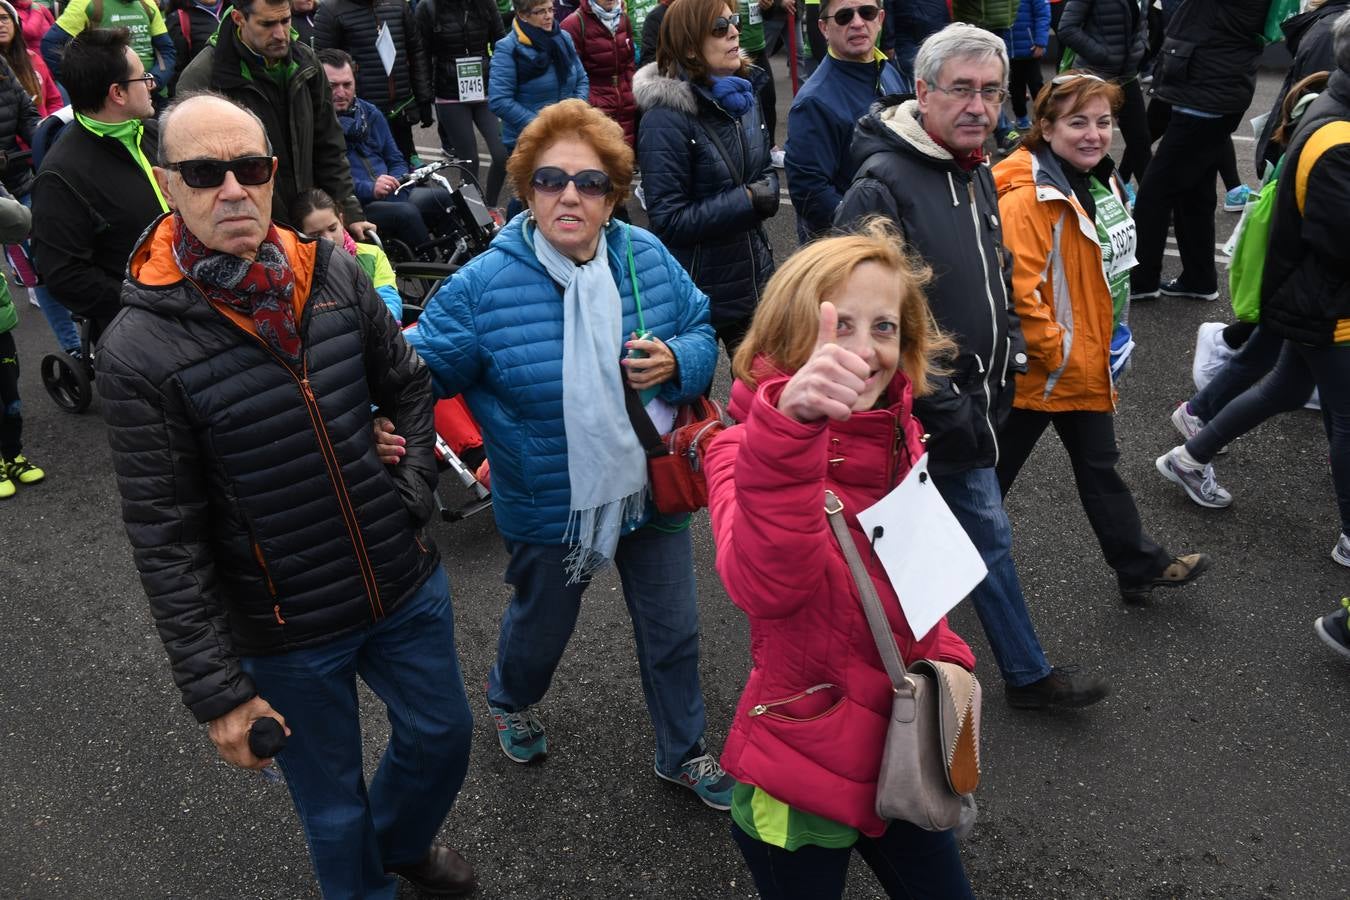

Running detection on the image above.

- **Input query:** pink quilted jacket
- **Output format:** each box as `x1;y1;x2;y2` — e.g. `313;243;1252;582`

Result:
705;373;976;837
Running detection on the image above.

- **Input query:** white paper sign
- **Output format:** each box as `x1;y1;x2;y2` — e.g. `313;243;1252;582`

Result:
855;454;988;641
375;23;396;76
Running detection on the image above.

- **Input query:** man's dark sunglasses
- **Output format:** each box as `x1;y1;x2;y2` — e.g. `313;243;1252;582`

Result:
827;4;879;25
530;166;612;198
165;156;276;189
710;13;741;37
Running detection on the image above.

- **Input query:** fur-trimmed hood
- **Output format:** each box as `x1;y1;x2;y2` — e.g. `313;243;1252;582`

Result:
632;59;764;115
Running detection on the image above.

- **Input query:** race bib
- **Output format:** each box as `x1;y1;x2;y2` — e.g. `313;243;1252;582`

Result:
745;0;762;25
456;56;485;102
1089;177;1136;328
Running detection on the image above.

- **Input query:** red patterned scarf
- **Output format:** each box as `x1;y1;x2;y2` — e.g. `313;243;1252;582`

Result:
171;214;301;367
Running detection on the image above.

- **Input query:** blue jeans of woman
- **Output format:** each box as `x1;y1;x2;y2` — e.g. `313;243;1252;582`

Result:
488;523;707;774
1188;340;1350;533
731;819;975;899
239;567;473;900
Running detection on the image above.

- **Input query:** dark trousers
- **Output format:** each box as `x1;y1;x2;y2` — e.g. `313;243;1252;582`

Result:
0;330;20;460
1189;340;1350;533
435;101;508;206
1131;109;1242;294
997;408;1171;584
1116;78;1151;184
1009;57;1044;119
387;114;418;166
731;820;974;900
747;48;778;145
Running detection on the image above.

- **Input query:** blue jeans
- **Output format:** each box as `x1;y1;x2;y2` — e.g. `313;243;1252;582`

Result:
1189;324;1282;423
731;819;974;899
488;524;706;774
240;567;473;900
932;467;1052;687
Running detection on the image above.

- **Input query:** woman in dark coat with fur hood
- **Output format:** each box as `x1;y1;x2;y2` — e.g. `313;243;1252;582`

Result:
633;0;777;358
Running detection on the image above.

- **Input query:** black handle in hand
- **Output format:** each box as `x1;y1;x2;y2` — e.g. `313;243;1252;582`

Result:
247;716;287;759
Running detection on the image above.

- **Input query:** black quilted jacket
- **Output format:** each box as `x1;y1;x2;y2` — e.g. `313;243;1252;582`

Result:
314;0;434;117
97;219;442;724
416;0;505;102
1056;0;1148;79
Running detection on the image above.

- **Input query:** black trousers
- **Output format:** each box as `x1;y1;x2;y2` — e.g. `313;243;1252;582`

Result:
997;408;1171;584
747;49;778;146
1131;108;1242;294
1116;78;1151;184
0;330;21;460
1009;57;1044;119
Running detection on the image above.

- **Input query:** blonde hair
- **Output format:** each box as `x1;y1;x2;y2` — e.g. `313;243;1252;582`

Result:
732;217;954;396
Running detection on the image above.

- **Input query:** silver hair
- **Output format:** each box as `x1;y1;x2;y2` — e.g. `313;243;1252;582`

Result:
157;91;274;166
1335;9;1350;74
913;22;1010;89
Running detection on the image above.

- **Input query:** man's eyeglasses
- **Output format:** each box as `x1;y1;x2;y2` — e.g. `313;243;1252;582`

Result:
116;72;158;89
165;156;276;189
710;13;740;37
826;4;879;26
1051;72;1106;86
530;166;612;198
931;84;1008;104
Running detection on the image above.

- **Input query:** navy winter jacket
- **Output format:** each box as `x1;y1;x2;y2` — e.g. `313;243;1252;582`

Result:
488;22;588;148
1006;0;1050;59
885;0;949;81
339;97;410;205
406;216;717;544
784;50;909;241
634;62;778;326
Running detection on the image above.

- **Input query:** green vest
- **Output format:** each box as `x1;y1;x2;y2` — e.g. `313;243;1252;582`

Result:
737;0;766;53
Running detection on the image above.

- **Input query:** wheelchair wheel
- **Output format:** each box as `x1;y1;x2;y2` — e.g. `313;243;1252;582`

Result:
380;237;417;266
41;352;93;413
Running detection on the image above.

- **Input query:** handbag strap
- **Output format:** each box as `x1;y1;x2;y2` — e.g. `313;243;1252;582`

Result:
625;223;646;335
824;490;913;693
623;379;668;459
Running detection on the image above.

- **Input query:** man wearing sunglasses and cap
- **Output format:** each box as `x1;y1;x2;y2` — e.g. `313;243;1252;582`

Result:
30;27;167;342
95;90;477;899
784;0;906;241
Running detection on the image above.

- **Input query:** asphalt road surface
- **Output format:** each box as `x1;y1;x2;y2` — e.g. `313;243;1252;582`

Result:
3;60;1347;900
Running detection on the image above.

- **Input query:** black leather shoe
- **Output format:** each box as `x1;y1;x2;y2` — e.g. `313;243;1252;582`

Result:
386;845;476;896
1004;667;1111;711
1119;553;1211;604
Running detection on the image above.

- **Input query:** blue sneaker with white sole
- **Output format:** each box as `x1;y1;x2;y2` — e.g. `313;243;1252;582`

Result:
487;699;547;764
655;743;736;810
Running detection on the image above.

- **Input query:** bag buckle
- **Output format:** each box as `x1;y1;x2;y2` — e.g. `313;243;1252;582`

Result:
824;491;843;515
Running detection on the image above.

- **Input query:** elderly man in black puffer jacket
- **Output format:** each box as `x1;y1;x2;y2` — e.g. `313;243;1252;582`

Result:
315;0;434;165
97;92;475;899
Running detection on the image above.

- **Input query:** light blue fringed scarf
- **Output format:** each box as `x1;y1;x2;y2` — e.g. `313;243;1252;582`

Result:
531;220;648;582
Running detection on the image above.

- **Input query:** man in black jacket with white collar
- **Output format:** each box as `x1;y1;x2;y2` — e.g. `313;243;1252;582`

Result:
837;22;1111;712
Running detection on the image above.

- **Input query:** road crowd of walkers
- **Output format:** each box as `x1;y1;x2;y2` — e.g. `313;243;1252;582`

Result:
3;0;1348;895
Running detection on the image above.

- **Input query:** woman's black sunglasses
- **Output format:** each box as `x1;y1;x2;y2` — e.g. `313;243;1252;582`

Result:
710;13;741;37
827;4;879;25
165;156;276;189
530;166;612;198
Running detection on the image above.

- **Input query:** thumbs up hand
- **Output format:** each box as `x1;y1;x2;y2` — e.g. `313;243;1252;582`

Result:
776;302;872;423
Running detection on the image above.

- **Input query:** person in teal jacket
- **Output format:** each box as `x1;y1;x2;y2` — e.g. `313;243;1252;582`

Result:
407;99;735;811
488;0;588;151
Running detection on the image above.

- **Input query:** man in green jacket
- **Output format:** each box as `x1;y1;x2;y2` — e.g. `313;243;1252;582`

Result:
177;0;371;233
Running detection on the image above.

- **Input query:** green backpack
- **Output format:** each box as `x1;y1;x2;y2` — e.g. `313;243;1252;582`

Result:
1227;159;1282;324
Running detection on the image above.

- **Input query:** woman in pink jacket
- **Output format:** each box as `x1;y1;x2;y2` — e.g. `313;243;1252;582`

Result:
704;218;978;899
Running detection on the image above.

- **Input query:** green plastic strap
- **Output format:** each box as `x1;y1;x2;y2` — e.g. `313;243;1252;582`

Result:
626;223;645;334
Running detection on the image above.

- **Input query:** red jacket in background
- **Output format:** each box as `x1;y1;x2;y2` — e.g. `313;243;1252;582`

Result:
705;372;976;837
12;0;53;57
561;0;637;147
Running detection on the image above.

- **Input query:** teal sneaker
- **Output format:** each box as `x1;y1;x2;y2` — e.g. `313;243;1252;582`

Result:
487;700;547;764
655;744;736;811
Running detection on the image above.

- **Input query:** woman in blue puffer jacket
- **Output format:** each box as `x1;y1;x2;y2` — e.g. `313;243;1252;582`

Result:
489;0;589;153
633;0;778;359
407;100;737;811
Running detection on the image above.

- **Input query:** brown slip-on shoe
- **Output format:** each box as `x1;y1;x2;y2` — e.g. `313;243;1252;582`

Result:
1120;553;1211;604
387;845;476;896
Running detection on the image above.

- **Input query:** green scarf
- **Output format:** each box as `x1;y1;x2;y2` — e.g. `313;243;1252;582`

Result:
75;112;169;213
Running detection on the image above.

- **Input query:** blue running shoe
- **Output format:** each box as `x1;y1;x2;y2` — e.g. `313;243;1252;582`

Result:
655;743;736;810
487;700;547;764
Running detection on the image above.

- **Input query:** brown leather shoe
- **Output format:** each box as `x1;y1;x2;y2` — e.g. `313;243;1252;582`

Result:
1119;553;1211;604
386;845;476;896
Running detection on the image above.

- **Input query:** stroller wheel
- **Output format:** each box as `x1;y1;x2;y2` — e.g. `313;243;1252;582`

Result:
41;351;93;413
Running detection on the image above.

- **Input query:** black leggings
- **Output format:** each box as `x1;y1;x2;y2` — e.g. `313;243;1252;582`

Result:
435;101;509;207
1116;78;1151;185
1009;57;1044;119
0;330;21;460
1147;98;1240;190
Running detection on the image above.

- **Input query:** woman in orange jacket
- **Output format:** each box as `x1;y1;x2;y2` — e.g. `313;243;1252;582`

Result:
992;71;1209;604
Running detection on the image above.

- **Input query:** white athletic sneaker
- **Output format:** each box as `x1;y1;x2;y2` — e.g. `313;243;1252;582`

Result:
1191;322;1234;392
1333;533;1350;568
770;146;786;169
1156;447;1233;509
1171;402;1205;441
